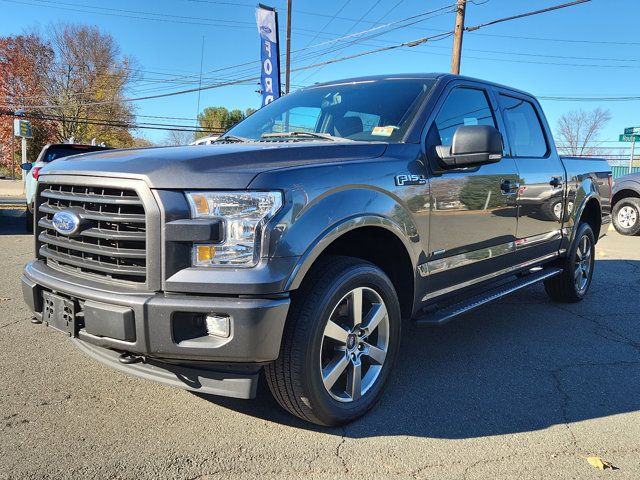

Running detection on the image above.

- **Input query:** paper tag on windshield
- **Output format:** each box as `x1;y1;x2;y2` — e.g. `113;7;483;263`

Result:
372;126;396;137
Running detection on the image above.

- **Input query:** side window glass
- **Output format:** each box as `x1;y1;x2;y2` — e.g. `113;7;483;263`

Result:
500;95;548;157
433;87;496;146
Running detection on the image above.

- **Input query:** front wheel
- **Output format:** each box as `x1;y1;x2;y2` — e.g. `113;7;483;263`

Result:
612;197;640;236
544;222;595;303
265;256;401;426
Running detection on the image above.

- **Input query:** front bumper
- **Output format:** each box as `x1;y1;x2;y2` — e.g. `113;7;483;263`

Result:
22;259;290;398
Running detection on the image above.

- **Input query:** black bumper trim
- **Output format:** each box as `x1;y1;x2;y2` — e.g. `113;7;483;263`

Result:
73;339;259;399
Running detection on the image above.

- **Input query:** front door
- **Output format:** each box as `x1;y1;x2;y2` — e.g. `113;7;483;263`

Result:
423;85;519;300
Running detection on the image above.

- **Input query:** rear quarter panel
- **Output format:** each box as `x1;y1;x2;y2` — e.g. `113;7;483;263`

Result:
560;156;612;242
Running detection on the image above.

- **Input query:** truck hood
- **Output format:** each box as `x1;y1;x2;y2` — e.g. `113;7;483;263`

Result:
40;142;388;189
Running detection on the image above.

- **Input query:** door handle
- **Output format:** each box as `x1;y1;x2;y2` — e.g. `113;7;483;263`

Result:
550;176;563;188
500;179;520;195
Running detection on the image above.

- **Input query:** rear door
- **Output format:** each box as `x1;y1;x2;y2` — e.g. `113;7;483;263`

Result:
496;92;566;263
422;82;520;300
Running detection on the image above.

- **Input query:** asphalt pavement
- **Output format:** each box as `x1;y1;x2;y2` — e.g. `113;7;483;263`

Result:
1;208;639;479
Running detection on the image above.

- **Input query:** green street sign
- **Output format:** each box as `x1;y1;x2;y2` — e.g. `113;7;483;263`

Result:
624;127;640;135
619;134;640;142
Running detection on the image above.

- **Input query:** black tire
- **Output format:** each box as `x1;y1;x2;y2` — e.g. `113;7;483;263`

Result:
25;209;33;233
265;256;401;426
544;222;595;303
612;197;640;236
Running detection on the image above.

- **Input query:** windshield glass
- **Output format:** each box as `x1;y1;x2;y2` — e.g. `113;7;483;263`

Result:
226;78;436;143
42;146;107;163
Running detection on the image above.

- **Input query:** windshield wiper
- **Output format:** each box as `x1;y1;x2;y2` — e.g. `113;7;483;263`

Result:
261;131;350;142
213;134;252;143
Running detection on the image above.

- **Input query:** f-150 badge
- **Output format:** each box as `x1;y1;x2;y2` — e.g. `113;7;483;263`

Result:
395;174;427;186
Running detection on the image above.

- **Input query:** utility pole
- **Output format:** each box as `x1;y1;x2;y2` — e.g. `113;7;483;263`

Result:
450;0;467;75
10;113;15;180
285;0;292;94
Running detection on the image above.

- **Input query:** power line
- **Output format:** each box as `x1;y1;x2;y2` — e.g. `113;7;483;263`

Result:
465;0;590;32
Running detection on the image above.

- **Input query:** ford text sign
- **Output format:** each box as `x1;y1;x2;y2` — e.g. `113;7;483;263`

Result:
256;4;281;107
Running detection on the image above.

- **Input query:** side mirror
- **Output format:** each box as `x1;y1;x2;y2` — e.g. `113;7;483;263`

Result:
436;125;503;169
20;162;32;171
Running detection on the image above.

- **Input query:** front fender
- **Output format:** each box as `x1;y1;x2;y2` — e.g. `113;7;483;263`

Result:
270;187;423;291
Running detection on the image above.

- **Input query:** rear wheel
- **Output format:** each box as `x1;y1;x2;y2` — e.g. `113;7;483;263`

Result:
265;256;401;426
612;197;640;236
544;222;595;303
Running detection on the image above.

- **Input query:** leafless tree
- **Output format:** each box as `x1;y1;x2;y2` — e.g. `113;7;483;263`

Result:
164;129;195;146
556;107;612;156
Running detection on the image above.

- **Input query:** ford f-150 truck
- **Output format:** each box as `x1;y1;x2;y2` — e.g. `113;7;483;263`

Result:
21;74;612;426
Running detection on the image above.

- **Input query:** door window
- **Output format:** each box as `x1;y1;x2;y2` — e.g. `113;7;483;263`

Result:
433;87;496;146
500;95;548;158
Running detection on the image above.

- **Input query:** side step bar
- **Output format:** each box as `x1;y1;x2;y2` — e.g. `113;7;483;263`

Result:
414;267;562;327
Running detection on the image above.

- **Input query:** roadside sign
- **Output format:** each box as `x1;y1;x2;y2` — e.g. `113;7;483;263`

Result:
13;119;32;138
624;127;640;135
619;134;640;142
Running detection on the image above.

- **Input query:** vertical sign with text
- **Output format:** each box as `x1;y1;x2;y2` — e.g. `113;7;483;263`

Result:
256;4;281;107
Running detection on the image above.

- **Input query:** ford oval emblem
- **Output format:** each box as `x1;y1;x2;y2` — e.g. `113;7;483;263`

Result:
52;211;81;236
260;25;272;35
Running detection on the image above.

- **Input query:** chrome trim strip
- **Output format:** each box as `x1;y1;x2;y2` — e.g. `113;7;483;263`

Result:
419;241;515;277
515;230;562;249
422;251;560;301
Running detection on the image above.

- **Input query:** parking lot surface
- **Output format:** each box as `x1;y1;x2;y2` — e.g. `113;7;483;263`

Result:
1;209;639;479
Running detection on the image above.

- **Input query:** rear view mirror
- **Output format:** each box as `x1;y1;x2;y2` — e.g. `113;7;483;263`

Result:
20;162;32;171
436;125;503;169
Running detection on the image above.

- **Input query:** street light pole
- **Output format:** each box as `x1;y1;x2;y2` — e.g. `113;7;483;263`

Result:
10;113;15;180
285;0;292;94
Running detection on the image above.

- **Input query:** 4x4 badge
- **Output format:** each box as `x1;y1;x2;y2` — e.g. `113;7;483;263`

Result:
395;174;427;186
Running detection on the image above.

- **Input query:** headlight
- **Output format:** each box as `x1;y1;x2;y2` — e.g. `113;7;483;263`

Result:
186;191;283;267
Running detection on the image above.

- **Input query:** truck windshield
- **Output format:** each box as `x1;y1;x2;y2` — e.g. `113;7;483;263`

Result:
225;78;436;143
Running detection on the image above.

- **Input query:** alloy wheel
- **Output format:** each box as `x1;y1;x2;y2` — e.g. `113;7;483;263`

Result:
617;206;638;229
574;234;593;294
319;287;389;402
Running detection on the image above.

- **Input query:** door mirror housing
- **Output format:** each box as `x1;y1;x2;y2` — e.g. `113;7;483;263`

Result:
436;125;503;169
20;162;32;171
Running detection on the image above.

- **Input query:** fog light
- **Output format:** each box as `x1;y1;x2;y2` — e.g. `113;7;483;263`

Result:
205;314;230;338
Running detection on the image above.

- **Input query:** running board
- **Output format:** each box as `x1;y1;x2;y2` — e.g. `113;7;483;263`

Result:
414;267;562;327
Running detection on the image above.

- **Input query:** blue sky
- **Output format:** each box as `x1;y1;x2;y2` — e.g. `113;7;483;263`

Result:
0;0;637;151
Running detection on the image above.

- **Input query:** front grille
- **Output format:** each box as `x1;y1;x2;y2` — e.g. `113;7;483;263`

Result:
37;183;147;283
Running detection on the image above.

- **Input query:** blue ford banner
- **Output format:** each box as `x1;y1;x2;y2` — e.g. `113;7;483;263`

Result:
256;4;281;107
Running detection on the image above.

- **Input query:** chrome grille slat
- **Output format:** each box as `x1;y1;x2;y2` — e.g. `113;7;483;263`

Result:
38;218;146;241
37;183;147;283
41;189;143;206
39;204;145;223
40;246;146;277
38;232;146;259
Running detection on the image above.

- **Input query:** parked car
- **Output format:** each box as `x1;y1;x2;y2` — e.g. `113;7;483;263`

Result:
190;135;220;145
611;172;640;235
21;74;612;426
21;143;112;232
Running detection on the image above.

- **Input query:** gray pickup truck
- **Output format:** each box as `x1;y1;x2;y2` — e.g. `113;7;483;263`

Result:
21;74;612;426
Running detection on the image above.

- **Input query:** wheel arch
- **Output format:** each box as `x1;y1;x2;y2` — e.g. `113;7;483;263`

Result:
284;217;417;320
612;187;640;206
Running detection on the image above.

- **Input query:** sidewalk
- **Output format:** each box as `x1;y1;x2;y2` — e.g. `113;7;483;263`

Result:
0;179;25;197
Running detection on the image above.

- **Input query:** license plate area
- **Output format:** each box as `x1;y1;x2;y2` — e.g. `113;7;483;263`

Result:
43;291;76;336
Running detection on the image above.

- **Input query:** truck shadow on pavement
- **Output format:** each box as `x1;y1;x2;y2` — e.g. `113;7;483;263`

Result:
200;258;640;438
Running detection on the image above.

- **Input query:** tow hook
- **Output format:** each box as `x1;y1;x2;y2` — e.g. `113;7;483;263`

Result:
118;352;146;364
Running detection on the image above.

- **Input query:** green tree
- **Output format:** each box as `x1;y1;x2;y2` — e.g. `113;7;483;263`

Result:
459;176;504;210
196;106;256;139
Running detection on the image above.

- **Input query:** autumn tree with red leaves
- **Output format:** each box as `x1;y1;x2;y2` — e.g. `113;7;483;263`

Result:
0;25;138;173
